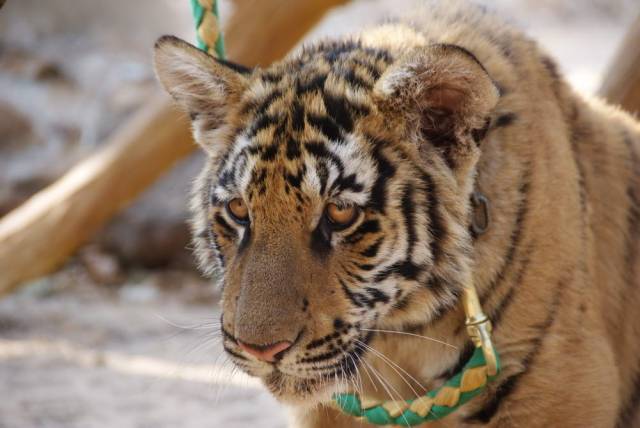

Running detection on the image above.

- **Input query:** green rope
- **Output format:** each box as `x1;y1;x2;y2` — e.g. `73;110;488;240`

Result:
190;0;225;59
333;346;501;426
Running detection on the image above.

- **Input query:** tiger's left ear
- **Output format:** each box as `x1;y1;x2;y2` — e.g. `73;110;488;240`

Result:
153;35;250;154
374;44;499;167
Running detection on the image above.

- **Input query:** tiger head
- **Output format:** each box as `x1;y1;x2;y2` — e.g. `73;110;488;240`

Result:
154;33;498;404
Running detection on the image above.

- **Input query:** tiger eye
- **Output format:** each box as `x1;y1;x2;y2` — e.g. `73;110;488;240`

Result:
227;198;249;224
326;203;358;227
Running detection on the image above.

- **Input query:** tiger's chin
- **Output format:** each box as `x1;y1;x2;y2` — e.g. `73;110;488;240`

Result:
261;370;347;407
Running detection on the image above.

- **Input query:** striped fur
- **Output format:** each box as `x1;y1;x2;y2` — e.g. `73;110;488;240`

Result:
154;1;640;426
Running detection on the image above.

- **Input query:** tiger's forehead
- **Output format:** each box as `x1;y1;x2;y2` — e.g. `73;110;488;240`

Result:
212;42;394;207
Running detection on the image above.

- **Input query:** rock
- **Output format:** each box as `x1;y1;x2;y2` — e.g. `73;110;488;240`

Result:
0;102;35;150
0;46;66;82
79;246;123;285
95;152;205;270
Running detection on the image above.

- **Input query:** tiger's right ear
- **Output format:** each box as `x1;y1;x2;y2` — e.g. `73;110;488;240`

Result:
153;36;250;147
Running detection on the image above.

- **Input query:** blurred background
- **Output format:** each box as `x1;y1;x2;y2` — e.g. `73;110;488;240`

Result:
0;0;638;427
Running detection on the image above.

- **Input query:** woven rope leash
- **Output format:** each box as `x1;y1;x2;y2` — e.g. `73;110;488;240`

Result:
190;0;225;59
333;346;500;426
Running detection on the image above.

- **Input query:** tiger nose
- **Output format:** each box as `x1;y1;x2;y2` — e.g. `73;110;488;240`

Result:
237;340;292;363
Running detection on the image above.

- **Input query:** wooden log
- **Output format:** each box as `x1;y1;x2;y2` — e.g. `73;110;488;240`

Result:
226;0;348;66
0;98;193;295
0;0;347;295
599;15;640;114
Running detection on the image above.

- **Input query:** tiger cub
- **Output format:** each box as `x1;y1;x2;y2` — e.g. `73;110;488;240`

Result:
154;1;640;426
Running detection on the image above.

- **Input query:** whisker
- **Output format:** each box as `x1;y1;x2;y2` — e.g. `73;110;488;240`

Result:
358;355;412;426
354;351;378;393
154;313;221;331
350;354;365;396
356;339;427;394
359;356;396;403
361;328;458;350
340;350;364;396
357;341;441;421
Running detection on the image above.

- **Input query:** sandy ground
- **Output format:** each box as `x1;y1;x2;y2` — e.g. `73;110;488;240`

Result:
0;274;288;428
1;1;639;428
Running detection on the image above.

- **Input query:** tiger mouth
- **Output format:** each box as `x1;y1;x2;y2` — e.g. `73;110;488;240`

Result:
220;321;373;402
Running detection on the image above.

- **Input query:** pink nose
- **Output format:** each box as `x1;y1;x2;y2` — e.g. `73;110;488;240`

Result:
237;340;292;362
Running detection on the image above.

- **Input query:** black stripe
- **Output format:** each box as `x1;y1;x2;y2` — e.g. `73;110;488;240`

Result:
434;44;492;78
494;112;517;128
343;219;381;244
480;170;530;302
339;68;373;89
291;99;305;132
374;260;421;283
221;324;237;344
284;166;306;189
356;263;376;271
241;88;283;116
569;106;588;217
623;133;640;285
365;287;390;305
618;369;640;427
310;334;371;376
224;345;249;361
332;173;365;194
305;329;342;351
471;117;491;144
310;218;332;258
296;74;327;95
420;172;446;264
213;213;238;239
251;141;279;161
361;238;383;258
322;92;369;134
318;40;361;63
487;245;534;328
246;113;281;139
260;71;282;83
238;226;251;253
352;58;384;80
367;136;396;213
434;342;475;381
426;274;462;304
214;57;253;75
393;292;412;311
304;142;362;194
401;184;417;256
286;137;301;160
315;161;328;195
299;347;343;364
343;266;366;283
339;279;366;309
306;113;342;143
541;56;561;81
617;133;640;427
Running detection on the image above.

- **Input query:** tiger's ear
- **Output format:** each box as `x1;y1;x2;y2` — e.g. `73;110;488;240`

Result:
153;36;250;150
374;44;498;162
